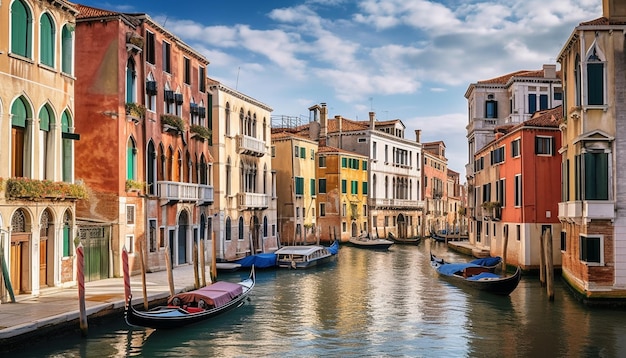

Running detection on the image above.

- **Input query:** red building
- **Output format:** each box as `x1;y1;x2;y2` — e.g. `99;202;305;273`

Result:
74;5;213;277
471;106;562;269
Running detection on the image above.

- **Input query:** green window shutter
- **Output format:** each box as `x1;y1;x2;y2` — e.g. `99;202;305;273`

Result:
341;179;347;194
351;181;358;194
310;178;315;195
39;106;50;131
584;152;608;200
587;63;604;105
62;111;72;182
295;177;304;195
362;160;367;170
61;25;73;74
63;225;71;257
341;157;347;168
300;147;305;158
362;182;368;195
11;97;28;127
40;14;54;66
11;1;31;58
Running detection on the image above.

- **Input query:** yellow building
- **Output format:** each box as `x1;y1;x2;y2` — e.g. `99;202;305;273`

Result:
0;0;80;299
316;146;369;243
271;130;318;244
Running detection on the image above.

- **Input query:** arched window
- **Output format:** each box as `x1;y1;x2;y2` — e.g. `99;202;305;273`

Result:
263;216;268;238
225;217;232;241
574;54;581;106
126;137;137;180
166;146;173;181
238;216;244;241
226;157;232;195
39;104;54;180
61;24;73;74
239;108;244;135
126;58;136;103
61;110;72;182
11;0;32;58
146;140;156;195
586;43;605;106
263;164;268;194
200;154;207;184
263;118;267;142
63;210;72;257
40;13;55;67
11;96;31;178
200;214;206;240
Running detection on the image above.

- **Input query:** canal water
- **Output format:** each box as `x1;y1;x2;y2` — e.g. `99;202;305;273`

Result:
13;240;626;357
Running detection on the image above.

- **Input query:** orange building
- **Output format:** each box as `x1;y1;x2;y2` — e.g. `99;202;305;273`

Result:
422;141;448;235
471;107;562;269
74;5;213;277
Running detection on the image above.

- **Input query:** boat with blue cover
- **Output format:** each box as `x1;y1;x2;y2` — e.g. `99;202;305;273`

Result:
430;253;521;296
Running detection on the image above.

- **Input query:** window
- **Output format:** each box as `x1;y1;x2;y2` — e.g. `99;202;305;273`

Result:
342;157;347;168
319;178;326;194
145;31;155;64
514;175;522;206
183;57;191;84
474;157;484;171
583;151;609;200
199;67;206;92
310;178;316;196
580;235;602;264
485;99;497;118
560;231;566;252
146;76;157;111
310;149;315;160
490;146;505;165
162;41;171;73
300;147;306;159
320;203;326;216
61;24;73;74
126;59;136;103
496;179;505;207
341;179;347;194
586;46;604;106
535;136;553;155
351;180;358;195
225;217;232;241
127;137;137;180
125;235;134;253
528;94;537;114
238;217;244;241
362;182;368;195
11;0;32;58
482;183;491;203
318;156;326;167
342;203;347;216
511;139;520;158
40;13;55;67
294;146;299;157
540;94;548;110
39;104;53;180
12;97;30;178
362;160;368;170
295;177;304;196
126;205;135;225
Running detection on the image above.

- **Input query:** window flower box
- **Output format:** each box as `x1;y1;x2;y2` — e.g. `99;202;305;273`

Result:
125;179;144;192
5;178;87;201
190;124;211;141
125;102;146;123
161;114;184;133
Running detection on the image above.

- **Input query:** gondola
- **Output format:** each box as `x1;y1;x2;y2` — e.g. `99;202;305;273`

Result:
435;255;503;272
125;266;255;329
430;253;521;296
387;232;421;245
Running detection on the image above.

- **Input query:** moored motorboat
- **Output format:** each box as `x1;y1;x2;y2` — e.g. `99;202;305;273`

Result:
430;253;521;296
275;241;338;269
125;267;255;329
349;235;394;250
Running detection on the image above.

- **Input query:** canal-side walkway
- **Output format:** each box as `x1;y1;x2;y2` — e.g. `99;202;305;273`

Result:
0;264;203;350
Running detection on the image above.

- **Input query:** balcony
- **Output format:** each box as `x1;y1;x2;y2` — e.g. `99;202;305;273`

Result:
157;181;214;205
369;198;423;209
237;192;269;210
558;200;614;221
236;135;267;157
466;118;499;133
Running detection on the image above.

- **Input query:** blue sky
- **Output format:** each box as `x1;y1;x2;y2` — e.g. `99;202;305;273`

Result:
76;0;602;177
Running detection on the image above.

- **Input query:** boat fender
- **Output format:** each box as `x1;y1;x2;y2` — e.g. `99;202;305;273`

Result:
198;299;208;309
291;260;296;269
171;297;182;307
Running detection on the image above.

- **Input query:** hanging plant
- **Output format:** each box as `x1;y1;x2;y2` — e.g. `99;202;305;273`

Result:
190;124;211;140
125;102;146;119
5;178;87;200
161;114;184;132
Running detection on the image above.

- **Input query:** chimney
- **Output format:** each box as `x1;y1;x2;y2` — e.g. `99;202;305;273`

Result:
603;0;626;22
320;103;327;146
543;64;556;79
415;130;421;143
369;111;375;129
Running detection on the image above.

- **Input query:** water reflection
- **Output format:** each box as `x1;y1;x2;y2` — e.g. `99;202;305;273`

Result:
12;239;626;357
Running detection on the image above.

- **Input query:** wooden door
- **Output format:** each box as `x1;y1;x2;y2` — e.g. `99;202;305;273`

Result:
10;241;22;294
39;238;47;286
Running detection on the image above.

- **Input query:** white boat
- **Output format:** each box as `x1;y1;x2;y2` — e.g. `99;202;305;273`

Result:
349;236;394;250
275;242;338;269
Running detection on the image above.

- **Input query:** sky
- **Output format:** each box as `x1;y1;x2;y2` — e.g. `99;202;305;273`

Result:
77;0;602;177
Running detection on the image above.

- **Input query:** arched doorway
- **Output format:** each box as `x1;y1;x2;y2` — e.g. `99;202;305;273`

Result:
397;214;407;239
10;208;31;294
39;209;54;287
177;210;188;264
351;222;358;238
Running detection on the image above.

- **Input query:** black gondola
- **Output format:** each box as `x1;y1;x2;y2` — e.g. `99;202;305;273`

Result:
387;232;421;245
430;253;521;296
125;266;255;329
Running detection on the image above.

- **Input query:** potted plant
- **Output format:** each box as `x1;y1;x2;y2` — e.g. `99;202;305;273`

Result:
161;114;184;133
125;179;144;192
190;124;211;140
125;102;146;121
5;178;87;200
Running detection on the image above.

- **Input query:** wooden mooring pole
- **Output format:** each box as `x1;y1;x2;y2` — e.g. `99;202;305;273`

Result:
200;239;206;287
545;228;554;301
502;225;509;275
193;243;200;289
165;247;175;297
139;241;148;310
539;230;546;286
